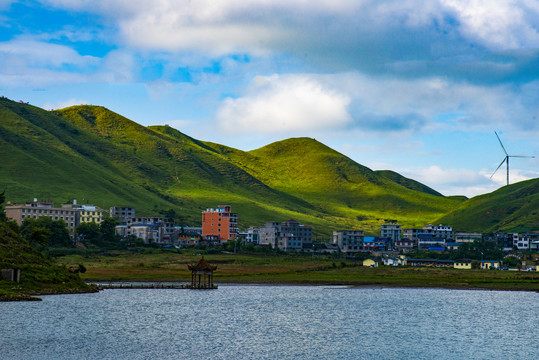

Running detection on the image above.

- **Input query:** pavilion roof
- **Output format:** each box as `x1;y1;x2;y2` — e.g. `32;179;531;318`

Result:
188;257;217;271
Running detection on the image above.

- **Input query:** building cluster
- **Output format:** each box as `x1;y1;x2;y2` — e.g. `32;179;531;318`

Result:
332;220;539;254
5;200;539;254
5;198;105;236
362;256;506;270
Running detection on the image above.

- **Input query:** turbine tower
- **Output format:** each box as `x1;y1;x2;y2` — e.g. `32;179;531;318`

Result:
491;131;534;186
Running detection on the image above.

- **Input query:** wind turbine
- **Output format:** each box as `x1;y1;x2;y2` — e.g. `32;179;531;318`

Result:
491;131;535;186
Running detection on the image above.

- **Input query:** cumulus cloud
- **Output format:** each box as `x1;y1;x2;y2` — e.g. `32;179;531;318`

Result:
216;72;539;136
442;0;539;50
216;74;352;134
35;1;539;78
402;165;495;197
0;39;98;68
0;39;99;86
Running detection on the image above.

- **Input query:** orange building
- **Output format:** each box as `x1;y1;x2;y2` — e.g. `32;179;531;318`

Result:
202;205;238;241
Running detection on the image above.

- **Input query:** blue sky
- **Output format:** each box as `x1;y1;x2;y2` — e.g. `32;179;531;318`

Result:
2;0;539;197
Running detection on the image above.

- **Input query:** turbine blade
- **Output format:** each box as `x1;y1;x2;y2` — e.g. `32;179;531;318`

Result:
495;131;508;156
508;155;535;158
491;157;507;178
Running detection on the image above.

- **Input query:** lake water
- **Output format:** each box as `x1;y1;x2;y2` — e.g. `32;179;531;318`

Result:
1;285;537;360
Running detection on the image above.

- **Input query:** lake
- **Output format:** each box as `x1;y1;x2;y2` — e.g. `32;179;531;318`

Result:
1;285;537;359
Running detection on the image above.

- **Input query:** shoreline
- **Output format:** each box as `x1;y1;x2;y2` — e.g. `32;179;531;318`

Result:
85;279;539;293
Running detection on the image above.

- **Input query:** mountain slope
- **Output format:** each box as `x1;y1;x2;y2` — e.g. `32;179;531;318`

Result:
435;178;539;232
375;170;444;197
1;97;466;234
203;137;463;232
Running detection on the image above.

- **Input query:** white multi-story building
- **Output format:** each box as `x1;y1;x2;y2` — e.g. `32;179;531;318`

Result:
422;224;453;240
240;227;259;245
332;230;364;253
6;198;78;236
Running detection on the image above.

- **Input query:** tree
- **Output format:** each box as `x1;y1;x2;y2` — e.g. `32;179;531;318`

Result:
0;190;6;222
100;217;119;243
77;222;101;244
158;208;183;224
20;217;71;248
20;218;50;249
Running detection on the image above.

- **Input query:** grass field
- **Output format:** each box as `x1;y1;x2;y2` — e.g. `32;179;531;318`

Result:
56;252;539;292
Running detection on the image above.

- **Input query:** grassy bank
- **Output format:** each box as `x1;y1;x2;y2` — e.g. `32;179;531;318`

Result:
56;252;539;292
0;265;99;301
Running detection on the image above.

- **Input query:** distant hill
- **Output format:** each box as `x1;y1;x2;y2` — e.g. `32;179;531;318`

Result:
0;97;486;234
435;178;539;233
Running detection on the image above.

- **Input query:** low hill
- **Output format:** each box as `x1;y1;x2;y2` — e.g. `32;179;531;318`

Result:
1;97;466;234
0;221;95;301
203;137;463;232
435;178;539;232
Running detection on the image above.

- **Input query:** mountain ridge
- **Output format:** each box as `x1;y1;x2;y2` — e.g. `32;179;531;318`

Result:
2;97;538;233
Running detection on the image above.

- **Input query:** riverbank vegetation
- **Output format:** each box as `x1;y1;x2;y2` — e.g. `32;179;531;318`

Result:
0;193;98;301
56;250;539;292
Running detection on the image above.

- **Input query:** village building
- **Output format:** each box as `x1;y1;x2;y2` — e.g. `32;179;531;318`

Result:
381;220;401;249
393;238;414;252
479;260;501;270
363;258;379;267
202;205;238;242
382;256;400;266
407;259;454;267
239;227;259;245
258;220;313;251
454;259;473;269
110;206;135;223
177;230;203;246
332;230;364;253
454;232;482;243
417;233;447;250
445;242;462;251
130;223;162;244
5;198;78;236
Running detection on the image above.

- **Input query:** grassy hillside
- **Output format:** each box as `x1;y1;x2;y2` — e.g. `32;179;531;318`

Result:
0;221;95;300
435;178;539;232
205;137;463;232
1;97;466;235
375;170;444;197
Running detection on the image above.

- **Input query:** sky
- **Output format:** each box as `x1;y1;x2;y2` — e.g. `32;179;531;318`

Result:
1;0;539;198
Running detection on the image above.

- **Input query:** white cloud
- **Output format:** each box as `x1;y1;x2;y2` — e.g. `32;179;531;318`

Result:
99;50;136;83
43;98;88;110
216;74;352;134
404;165;496;197
0;39;99;86
0;39;98;68
37;1;539;57
442;0;539;50
215;71;539;137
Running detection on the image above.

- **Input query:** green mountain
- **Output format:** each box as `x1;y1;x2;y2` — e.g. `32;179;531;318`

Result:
375;170;443;197
1;97;466;234
435;178;539;233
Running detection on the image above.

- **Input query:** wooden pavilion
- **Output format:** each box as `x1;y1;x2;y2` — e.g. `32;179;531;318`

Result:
187;257;218;289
